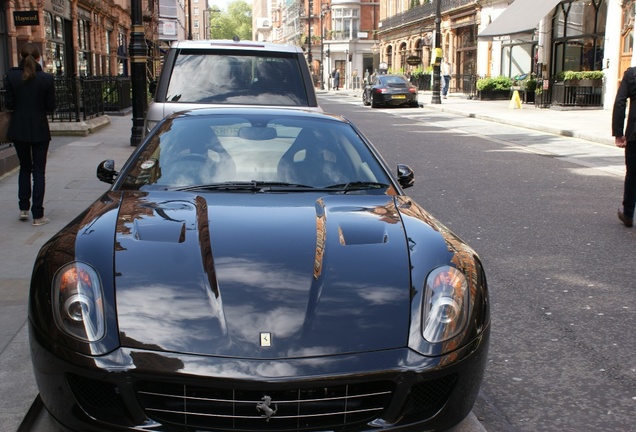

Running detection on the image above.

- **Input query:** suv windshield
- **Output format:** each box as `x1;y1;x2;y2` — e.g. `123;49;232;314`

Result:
165;50;310;106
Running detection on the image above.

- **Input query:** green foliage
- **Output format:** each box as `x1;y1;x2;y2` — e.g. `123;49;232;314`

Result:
514;74;537;92
523;78;537;92
208;0;252;40
411;67;425;79
556;70;604;81
476;76;513;91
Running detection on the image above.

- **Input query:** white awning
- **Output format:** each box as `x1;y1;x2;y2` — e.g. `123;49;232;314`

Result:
478;0;562;41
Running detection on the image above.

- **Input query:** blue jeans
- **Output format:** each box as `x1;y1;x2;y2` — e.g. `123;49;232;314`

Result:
14;141;49;219
442;75;451;96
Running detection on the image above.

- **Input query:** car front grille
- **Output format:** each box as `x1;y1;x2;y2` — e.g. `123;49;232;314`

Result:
135;380;394;431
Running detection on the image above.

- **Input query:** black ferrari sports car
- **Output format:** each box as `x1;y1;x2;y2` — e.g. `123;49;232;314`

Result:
28;107;490;432
362;74;419;108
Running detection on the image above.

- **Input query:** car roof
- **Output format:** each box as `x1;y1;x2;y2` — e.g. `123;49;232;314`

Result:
169;39;304;54
171;106;347;122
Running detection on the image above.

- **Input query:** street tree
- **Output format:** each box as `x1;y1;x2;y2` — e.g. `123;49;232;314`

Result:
209;0;252;41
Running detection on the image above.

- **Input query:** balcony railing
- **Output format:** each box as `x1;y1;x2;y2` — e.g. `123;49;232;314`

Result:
379;0;476;30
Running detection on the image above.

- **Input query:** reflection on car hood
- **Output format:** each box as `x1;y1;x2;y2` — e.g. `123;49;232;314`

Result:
114;191;415;359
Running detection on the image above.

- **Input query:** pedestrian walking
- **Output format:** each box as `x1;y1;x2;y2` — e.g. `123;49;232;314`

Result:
334;68;340;90
612;66;636;227
441;59;452;99
3;42;56;226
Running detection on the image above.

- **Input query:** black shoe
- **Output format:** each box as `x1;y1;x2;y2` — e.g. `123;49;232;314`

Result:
618;209;633;227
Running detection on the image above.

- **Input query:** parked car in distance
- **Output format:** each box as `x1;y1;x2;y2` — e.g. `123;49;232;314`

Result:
363;74;419;108
144;39;320;136
29;107;490;432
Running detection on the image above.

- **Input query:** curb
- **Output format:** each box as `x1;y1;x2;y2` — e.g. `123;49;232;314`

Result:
0;116;114;177
49;115;112;136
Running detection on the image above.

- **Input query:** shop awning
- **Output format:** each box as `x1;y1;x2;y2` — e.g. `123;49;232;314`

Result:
478;0;562;41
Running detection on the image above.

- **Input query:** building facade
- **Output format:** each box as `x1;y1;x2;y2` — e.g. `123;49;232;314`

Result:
265;0;380;90
373;0;632;109
0;0;190;82
1;0;134;78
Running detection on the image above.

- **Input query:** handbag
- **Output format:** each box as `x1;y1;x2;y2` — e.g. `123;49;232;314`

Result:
0;111;12;143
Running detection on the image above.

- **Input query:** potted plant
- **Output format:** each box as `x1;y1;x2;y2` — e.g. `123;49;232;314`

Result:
476;76;513;100
552;71;604;107
556;70;604;87
520;76;538;103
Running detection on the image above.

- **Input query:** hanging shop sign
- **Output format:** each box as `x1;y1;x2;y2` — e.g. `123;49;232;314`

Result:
13;11;40;26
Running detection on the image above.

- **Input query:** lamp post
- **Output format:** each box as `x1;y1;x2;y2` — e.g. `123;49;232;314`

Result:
320;4;329;90
307;0;313;70
431;0;442;104
129;0;147;146
206;8;221;39
187;0;193;40
345;49;349;89
371;42;379;73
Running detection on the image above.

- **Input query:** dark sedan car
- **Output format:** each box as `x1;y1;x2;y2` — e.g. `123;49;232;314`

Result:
29;107;490;432
362;74;419;108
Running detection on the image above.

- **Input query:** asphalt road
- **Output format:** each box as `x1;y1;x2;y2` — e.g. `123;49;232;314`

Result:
317;93;636;432
14;96;634;432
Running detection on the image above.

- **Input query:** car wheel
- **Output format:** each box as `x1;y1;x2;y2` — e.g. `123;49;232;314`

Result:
363;93;370;106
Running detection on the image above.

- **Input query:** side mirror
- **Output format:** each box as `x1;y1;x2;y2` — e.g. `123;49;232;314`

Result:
97;159;118;184
397;164;414;189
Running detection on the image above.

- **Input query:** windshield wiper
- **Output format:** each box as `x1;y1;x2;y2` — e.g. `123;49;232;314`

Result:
325;181;390;192
171;181;316;192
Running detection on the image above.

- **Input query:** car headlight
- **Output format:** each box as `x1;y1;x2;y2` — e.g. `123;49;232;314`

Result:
422;266;469;343
52;262;105;342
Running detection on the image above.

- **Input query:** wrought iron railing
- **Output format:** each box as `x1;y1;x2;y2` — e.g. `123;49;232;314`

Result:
380;0;476;30
534;78;604;109
103;76;132;112
410;73;477;97
550;81;603;108
0;76;132;123
455;74;478;98
51;76;132;121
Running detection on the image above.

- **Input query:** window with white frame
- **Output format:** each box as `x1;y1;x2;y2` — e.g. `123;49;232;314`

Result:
331;7;359;40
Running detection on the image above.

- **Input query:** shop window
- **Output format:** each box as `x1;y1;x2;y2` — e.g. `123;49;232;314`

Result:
551;0;606;75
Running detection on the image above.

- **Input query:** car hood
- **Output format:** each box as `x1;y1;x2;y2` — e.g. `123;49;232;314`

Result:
114;191;415;359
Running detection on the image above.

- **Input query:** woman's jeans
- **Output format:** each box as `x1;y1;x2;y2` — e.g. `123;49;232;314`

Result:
14;141;49;219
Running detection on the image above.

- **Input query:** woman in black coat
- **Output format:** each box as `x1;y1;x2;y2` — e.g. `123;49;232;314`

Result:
3;42;55;226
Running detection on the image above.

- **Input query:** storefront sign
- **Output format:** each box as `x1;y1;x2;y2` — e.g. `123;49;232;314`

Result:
13;11;39;26
406;56;422;65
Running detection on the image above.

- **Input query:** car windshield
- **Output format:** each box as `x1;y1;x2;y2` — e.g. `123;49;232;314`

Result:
118;113;394;192
381;76;408;85
165;50;309;106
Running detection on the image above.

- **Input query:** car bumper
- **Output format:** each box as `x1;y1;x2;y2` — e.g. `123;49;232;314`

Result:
30;320;489;432
376;94;417;106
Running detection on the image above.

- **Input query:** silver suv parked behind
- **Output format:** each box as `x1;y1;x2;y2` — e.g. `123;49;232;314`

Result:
144;39;320;136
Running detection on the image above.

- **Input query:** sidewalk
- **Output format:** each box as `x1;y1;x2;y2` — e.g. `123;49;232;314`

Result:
0;114;135;432
0;94;620;432
320;88;614;147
